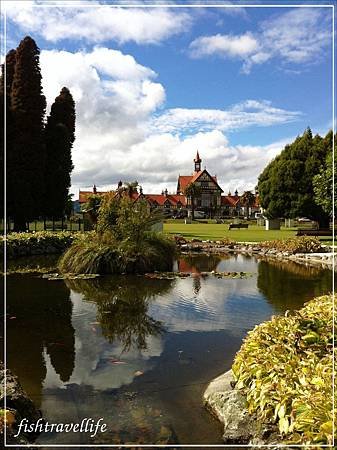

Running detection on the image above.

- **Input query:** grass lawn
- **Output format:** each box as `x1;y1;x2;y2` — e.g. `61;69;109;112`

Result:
164;223;333;244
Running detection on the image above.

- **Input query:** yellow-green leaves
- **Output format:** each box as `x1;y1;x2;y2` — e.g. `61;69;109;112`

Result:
232;294;334;445
259;236;323;254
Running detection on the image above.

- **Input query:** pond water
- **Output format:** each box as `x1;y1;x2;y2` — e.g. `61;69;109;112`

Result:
2;254;332;445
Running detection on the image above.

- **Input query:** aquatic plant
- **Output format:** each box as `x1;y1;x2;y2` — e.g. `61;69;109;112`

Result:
232;294;333;445
59;197;176;274
259;236;323;254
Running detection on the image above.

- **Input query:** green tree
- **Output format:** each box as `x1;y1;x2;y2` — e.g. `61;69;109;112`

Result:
258;128;331;228
0;49;16;220
44;87;75;218
82;194;103;227
116;180;139;198
10;36;46;231
313;132;335;217
241;190;256;218
184;182;202;219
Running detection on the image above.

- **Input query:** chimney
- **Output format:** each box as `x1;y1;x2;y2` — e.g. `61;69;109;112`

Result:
164;188;168;196
93;184;97;194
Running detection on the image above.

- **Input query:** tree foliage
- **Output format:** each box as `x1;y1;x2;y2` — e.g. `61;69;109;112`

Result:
312;132;335;217
44;87;75;218
184;182;202;219
9;36;46;230
241;190;256;217
3;36;75;230
258;129;331;226
0;49;16;219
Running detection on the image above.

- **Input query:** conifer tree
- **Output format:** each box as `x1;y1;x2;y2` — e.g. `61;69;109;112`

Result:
44;87;75;218
10;36;46;231
1;50;16;221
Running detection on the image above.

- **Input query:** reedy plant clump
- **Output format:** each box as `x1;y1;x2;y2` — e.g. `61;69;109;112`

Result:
232;294;334;445
59;195;176;274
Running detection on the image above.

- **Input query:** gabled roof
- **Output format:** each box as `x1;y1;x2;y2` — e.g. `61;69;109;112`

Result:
221;195;240;206
144;194;186;206
178;169;223;193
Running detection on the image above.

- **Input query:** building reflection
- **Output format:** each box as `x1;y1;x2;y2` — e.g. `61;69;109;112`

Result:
178;254;223;274
66;276;173;352
4;276;75;407
178;254;225;296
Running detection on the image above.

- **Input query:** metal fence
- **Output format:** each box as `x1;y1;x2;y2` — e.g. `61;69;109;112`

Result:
1;217;86;233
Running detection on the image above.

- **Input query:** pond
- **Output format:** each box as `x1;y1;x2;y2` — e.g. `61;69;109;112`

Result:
2;254;332;445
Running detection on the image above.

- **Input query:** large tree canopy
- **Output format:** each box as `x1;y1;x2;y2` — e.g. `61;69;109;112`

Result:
258;128;332;226
0;49;16;219
44;87;76;218
313;131;335;217
3;36;76;230
9;36;46;230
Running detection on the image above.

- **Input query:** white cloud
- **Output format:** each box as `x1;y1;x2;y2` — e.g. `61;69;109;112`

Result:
39;47;296;197
151;100;301;134
189;33;258;58
4;1;192;44
189;8;331;73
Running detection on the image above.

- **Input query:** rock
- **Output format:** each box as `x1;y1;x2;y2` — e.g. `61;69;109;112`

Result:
204;370;259;444
0;362;42;445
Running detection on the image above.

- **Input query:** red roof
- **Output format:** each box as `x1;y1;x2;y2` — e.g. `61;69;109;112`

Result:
177;176;193;192
79;190;107;204
177;170;221;193
221;195;240;207
144;194;186;207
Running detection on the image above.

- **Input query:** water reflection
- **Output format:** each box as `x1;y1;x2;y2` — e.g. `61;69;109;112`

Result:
257;259;332;312
4;276;75;407
3;254;333;445
178;254;224;273
66;277;172;352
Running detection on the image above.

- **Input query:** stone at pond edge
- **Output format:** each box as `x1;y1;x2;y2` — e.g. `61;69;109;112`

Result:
203;370;259;444
204;370;282;446
0;362;42;445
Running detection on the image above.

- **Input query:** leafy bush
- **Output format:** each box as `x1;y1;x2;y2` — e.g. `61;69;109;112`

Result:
232;294;333;445
259;236;323;254
221;236;236;246
3;231;83;259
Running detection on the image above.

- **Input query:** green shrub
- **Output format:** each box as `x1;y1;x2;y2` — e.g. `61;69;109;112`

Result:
232;294;333;445
58;231;176;274
259;236;323;254
3;231;84;259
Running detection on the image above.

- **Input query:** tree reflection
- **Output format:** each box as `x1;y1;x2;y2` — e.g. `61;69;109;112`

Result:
66;276;173;352
257;259;332;312
3;275;75;407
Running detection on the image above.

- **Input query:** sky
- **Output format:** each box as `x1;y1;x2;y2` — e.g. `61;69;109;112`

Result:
2;1;334;198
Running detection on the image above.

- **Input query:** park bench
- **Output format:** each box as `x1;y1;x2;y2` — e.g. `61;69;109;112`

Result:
228;223;249;230
296;229;333;237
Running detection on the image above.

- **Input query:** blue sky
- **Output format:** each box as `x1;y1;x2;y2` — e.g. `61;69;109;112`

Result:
2;1;334;195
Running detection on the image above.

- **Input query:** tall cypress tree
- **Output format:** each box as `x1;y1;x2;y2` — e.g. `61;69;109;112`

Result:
0;49;16;222
10;36;46;231
44;87;75;218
